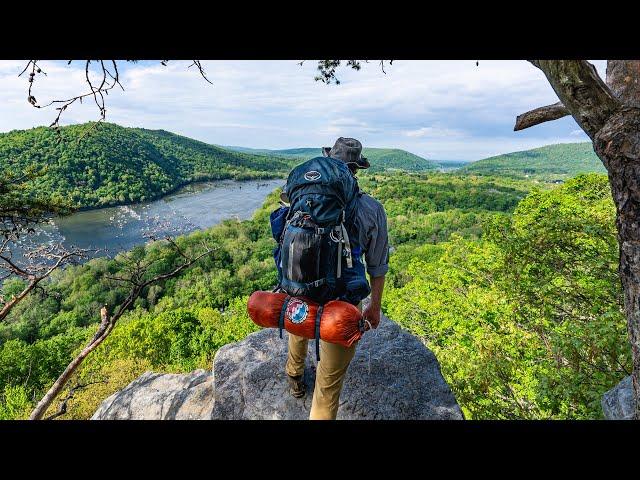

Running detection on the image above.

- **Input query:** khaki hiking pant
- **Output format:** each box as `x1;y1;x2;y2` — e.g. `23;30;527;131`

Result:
285;302;362;420
285;334;358;420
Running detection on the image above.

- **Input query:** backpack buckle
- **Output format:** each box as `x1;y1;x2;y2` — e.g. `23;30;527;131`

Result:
307;278;326;289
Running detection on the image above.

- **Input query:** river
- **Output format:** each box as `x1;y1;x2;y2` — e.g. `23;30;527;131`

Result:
26;178;283;260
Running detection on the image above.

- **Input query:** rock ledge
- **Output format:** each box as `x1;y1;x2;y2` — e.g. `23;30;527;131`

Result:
92;315;463;420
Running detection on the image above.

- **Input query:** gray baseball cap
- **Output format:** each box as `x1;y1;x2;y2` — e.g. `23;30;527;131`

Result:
322;137;370;169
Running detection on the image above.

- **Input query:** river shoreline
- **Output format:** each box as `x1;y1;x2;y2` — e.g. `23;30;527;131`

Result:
7;178;284;267
71;174;287;214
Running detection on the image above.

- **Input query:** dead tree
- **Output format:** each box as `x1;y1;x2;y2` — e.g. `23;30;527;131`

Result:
1;165;84;321
0;241;90;322
28;236;216;420
514;60;640;419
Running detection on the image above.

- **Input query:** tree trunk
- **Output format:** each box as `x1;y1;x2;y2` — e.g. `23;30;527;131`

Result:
29;313;114;420
528;60;640;418
593;107;640;419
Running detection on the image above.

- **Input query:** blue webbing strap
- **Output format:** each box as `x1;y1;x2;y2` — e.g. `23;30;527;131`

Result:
278;295;291;339
315;304;324;362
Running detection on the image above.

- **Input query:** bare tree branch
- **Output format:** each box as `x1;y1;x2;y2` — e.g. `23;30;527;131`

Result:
0;245;91;322
514;101;571;131
20;60;212;136
44;380;106;420
28;240;216;420
187;60;213;85
531;60;621;139
21;60;124;139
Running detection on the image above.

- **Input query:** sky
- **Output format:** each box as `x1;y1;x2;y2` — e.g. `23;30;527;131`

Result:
0;60;607;161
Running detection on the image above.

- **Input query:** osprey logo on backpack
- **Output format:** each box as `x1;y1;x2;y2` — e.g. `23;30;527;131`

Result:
304;170;321;181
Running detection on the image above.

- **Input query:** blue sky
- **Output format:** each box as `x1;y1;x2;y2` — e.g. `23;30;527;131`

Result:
0;60;606;161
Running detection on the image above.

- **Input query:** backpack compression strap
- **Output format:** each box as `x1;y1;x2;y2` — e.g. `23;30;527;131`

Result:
315;303;324;362
278;295;291;339
335;221;353;279
341;223;353;268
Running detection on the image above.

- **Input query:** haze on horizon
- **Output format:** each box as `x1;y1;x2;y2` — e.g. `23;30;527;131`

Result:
0;60;606;161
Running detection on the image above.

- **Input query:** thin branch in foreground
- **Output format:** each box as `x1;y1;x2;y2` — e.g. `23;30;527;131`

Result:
28;241;216;420
310;60;393;85
19;60;213;134
44;380;106;420
187;60;213;85
0;244;92;322
514;102;571;131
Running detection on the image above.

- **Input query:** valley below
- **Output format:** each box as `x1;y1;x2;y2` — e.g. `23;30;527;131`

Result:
0;122;629;421
29;178;283;260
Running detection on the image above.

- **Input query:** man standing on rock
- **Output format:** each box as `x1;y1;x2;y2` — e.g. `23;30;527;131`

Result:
279;137;389;420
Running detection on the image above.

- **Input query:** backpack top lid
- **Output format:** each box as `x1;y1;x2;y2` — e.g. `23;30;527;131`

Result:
285;156;359;227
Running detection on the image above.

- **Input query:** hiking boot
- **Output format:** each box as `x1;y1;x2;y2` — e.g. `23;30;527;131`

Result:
287;373;306;398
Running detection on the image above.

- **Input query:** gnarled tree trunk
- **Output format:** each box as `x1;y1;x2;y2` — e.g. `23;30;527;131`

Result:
517;60;640;418
595;61;640;419
593;107;640;420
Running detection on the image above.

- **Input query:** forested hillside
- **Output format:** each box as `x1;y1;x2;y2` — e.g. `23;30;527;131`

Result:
0;171;628;420
0;123;295;209
0;123;447;211
383;174;627;418
223;146;440;172
460;143;605;180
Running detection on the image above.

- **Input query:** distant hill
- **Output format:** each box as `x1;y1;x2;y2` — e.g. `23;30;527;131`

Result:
0;122;295;209
223;146;441;172
460;143;605;180
1;122;444;210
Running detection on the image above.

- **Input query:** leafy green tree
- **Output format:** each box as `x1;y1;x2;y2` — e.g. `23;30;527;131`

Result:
385;174;630;418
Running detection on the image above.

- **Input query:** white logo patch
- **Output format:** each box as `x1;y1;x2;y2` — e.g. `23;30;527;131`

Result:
304;170;321;181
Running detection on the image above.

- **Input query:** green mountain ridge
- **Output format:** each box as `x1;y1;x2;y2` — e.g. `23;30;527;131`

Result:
460;142;605;180
0;123;444;210
0;123;297;209
222;146;441;172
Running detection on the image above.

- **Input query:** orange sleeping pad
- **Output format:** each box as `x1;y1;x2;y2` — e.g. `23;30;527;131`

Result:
247;291;365;348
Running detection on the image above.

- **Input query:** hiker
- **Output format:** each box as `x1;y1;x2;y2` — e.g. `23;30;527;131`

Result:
273;137;389;420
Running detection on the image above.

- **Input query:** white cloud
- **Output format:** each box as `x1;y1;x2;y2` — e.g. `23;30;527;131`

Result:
0;60;608;160
403;126;465;138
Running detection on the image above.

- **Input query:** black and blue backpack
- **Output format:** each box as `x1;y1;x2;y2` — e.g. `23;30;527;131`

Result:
270;156;371;306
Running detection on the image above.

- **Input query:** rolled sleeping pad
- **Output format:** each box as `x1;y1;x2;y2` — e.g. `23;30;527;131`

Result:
247;291;364;348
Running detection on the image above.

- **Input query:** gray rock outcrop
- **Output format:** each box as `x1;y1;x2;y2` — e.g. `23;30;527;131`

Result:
92;314;463;420
602;375;635;420
91;369;214;420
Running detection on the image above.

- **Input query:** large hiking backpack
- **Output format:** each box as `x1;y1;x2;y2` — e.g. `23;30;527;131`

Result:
270;156;371;306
